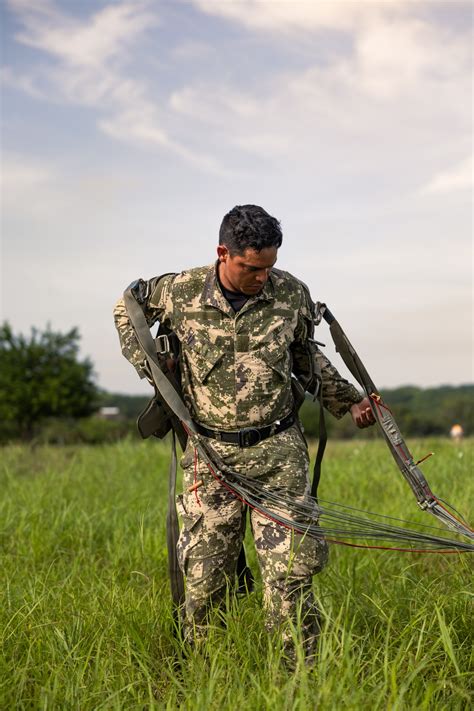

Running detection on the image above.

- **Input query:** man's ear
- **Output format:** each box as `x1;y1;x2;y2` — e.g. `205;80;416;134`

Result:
217;245;229;262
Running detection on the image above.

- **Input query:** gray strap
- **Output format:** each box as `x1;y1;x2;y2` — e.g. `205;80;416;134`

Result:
123;288;197;433
124;287;189;608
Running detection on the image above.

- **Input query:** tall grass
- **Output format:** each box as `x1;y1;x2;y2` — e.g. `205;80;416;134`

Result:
1;438;472;709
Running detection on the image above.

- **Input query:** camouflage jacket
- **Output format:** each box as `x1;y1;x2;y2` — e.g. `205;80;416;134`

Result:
114;263;361;429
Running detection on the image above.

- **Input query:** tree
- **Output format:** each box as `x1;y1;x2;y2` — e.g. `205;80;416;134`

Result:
0;322;98;439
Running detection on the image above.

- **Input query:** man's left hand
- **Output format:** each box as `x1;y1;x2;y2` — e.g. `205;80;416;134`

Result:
350;397;376;429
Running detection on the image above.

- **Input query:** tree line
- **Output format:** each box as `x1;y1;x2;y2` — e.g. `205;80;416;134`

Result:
0;322;471;444
298;384;473;440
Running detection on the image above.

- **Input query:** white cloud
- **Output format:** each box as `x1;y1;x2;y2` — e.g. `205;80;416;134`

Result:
9;0;156;68
352;17;463;99
186;0;471;139
171;40;215;62
168;6;471;199
4;0;470;183
4;1;157;108
420;157;473;195
3;0;225;173
191;0;391;33
172;32;467;152
98;106;232;176
0;65;48;100
169;86;261;124
99;108;169;147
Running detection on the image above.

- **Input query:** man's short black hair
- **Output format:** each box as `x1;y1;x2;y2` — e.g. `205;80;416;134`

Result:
219;205;283;256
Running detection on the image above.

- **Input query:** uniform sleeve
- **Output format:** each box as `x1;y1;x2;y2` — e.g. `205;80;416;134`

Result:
312;348;362;419
113;273;176;379
292;282;362;419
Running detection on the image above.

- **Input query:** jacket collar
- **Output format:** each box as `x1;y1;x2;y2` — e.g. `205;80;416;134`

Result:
201;262;275;316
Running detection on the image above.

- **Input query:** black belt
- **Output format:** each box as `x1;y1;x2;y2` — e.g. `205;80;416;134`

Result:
194;412;295;448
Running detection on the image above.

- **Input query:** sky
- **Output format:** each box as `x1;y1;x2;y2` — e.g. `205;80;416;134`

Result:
1;0;472;395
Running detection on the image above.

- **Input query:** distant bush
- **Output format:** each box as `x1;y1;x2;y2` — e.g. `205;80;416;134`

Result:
2;382;471;446
33;417;138;445
0;322;98;440
299;384;473;440
97;391;150;419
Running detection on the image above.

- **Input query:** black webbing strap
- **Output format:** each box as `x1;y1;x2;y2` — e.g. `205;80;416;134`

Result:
311;385;327;499
310;303;371;500
236;508;255;594
166;430;185;607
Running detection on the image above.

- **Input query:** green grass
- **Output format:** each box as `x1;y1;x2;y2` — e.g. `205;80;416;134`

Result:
1;438;473;710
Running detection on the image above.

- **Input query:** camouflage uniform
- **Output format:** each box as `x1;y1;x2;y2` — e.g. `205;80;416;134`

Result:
114;263;361;660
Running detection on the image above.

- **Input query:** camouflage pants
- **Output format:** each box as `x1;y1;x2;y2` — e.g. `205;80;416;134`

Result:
177;424;329;660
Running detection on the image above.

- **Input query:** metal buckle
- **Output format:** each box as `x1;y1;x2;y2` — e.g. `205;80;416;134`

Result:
238;427;262;448
313;301;325;326
156;334;170;354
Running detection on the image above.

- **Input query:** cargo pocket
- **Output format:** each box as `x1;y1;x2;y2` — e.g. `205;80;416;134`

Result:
254;321;292;379
309;533;329;574
292;526;329;577
176;494;204;575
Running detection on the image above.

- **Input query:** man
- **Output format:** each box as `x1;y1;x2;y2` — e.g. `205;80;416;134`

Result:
114;204;374;662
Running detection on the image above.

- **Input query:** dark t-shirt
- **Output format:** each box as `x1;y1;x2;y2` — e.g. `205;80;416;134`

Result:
219;282;249;312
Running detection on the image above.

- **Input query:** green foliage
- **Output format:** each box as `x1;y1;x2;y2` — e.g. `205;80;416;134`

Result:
36;416;137;445
385;385;474;437
98;391;150;419
299;384;474;440
0;322;98;440
0;439;472;709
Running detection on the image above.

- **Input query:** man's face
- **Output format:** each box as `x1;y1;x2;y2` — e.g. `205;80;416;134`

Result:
217;245;278;295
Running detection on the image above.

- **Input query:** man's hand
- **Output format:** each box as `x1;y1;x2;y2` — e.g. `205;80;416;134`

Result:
350;397;376;429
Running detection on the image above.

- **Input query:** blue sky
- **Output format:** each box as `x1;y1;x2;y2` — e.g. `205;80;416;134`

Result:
1;0;472;394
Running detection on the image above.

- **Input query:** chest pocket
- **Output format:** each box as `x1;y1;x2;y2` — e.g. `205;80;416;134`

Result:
251;321;294;381
183;341;224;383
259;346;288;379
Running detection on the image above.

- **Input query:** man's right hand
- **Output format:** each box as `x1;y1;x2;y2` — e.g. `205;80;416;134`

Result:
350;397;376;429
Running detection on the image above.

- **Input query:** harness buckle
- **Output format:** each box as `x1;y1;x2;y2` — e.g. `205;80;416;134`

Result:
313;301;326;326
238;427;262;448
156;334;170;354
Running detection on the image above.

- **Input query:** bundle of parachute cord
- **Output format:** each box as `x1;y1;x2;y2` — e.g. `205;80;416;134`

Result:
124;287;474;556
190;431;474;554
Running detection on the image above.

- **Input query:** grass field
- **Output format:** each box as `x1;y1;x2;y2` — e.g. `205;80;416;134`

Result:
1;438;473;710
